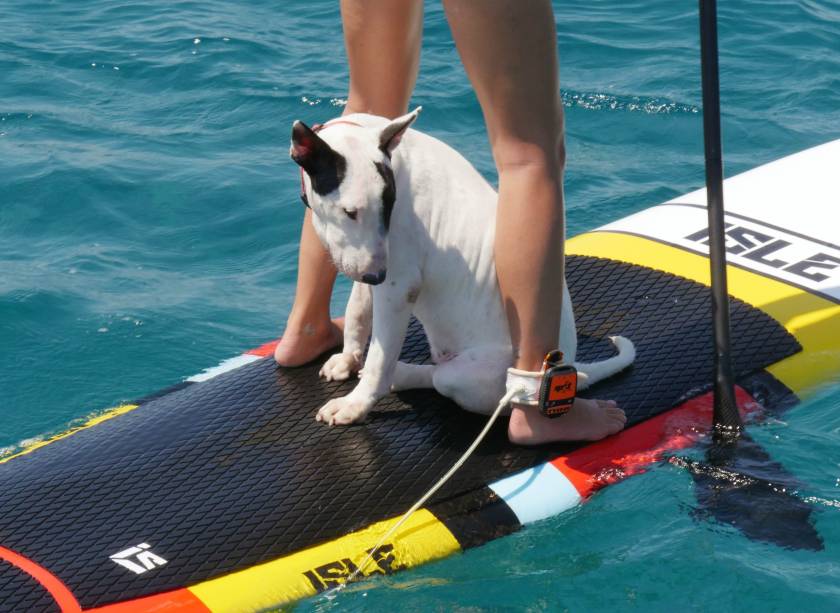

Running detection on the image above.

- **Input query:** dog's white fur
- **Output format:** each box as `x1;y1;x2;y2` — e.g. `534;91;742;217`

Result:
292;109;635;425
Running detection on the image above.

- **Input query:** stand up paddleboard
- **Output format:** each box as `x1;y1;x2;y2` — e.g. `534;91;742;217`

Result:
2;141;839;612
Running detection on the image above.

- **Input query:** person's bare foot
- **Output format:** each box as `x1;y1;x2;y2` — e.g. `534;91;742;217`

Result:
274;317;344;367
507;397;626;445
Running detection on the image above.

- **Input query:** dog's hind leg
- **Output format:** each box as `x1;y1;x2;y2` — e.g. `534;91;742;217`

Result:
573;335;635;390
431;345;511;415
391;362;435;391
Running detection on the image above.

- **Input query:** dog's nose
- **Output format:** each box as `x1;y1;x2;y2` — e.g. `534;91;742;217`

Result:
361;269;387;285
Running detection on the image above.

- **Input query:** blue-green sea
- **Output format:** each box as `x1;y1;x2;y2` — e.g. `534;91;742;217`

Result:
3;1;840;610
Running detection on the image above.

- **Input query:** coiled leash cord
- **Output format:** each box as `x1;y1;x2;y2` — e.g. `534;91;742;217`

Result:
326;383;525;598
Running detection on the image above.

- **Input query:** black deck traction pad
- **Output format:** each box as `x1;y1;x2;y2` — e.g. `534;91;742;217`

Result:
0;255;801;608
0;560;58;613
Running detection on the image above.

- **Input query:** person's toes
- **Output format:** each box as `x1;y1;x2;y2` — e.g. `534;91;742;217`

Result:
603;405;627;431
607;408;627;424
597;399;618;408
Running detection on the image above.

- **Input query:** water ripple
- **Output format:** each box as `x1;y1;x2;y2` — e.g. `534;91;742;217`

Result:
562;90;699;114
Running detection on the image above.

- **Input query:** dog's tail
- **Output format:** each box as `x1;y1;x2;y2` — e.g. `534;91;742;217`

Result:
573;336;635;391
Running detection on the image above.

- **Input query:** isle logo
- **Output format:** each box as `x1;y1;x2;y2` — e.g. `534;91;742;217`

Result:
110;543;168;575
303;544;404;592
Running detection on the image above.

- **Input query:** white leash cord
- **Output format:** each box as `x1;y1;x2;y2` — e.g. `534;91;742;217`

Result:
327;384;524;598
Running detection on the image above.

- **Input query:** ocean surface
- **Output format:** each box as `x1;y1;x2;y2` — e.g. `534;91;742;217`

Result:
2;0;840;610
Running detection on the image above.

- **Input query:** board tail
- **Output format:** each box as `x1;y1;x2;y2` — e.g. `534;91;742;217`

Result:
574;335;635;391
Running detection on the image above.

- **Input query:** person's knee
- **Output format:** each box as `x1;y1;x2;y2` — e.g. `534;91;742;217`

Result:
492;133;566;179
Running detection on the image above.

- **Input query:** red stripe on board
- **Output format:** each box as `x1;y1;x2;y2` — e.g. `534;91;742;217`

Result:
552;387;760;497
85;589;210;613
0;545;82;613
246;339;280;357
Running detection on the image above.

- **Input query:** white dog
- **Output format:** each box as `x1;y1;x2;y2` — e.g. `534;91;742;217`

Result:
290;108;635;426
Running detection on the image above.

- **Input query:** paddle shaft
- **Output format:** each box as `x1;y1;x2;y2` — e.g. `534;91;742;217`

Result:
698;0;742;433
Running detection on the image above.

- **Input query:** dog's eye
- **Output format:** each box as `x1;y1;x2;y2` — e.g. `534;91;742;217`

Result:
344;209;358;221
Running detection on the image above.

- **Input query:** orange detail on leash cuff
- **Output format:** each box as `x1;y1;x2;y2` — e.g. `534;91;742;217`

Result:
538;350;577;418
505;350;578;416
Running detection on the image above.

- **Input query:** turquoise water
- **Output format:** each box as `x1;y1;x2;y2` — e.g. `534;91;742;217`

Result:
3;0;840;610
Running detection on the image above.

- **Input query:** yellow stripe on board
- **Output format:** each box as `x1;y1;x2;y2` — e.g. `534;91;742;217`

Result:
568;232;840;396
0;404;139;465
188;509;460;612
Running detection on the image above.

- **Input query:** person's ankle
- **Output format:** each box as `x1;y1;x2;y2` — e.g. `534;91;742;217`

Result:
507;404;538;446
284;305;331;332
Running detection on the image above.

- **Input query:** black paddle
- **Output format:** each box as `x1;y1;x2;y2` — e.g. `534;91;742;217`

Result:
700;0;740;438
676;0;823;550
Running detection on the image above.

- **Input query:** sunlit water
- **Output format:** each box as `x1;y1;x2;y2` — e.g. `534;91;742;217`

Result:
2;1;840;610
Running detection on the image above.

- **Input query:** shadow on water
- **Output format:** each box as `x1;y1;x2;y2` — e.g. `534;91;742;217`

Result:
671;431;823;551
663;218;838;552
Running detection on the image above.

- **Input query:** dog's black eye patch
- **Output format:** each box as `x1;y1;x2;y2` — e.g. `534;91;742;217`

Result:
374;161;396;231
307;152;346;196
344;209;357;220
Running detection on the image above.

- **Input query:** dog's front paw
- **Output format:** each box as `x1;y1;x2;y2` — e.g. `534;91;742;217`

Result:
319;352;362;382
316;396;371;426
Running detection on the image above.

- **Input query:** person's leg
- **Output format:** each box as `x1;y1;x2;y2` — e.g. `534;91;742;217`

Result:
443;0;626;442
275;0;424;366
341;0;424;117
274;209;342;367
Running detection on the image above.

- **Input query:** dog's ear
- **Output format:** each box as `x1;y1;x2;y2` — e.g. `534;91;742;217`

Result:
290;121;347;196
290;120;336;174
379;107;421;156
